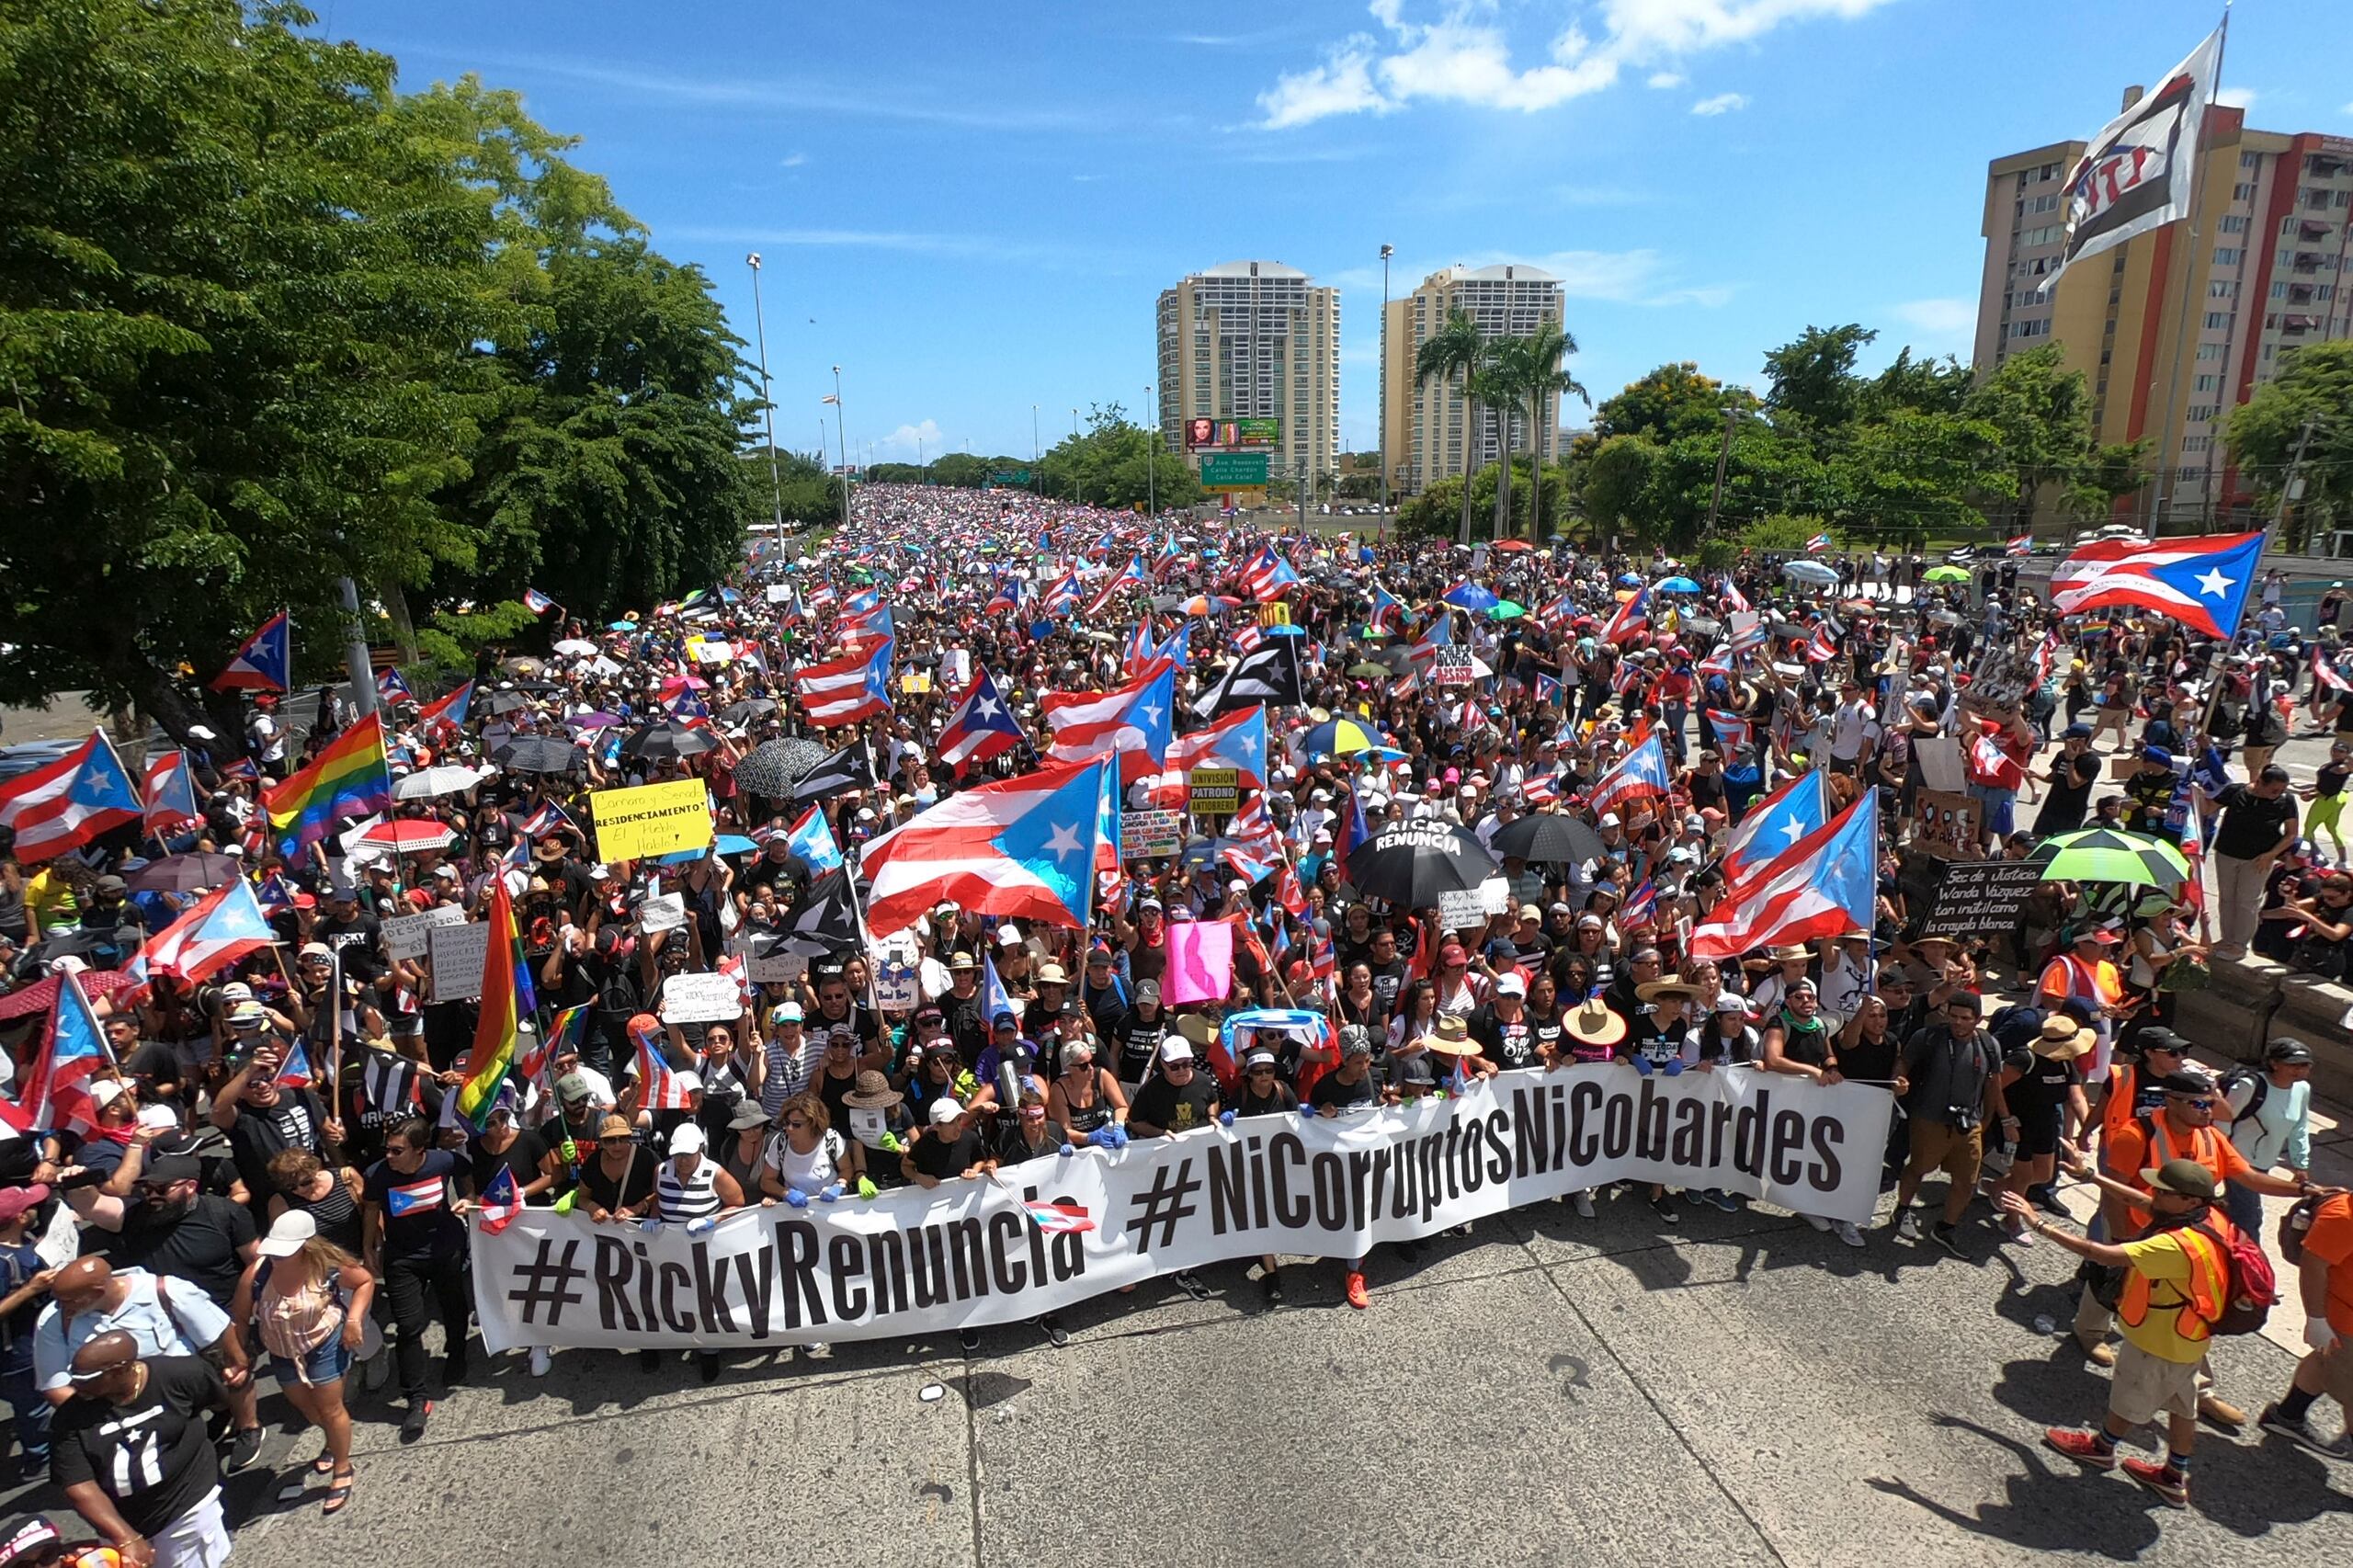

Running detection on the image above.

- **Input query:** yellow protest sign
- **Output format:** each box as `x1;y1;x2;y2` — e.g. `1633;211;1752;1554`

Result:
590;778;714;862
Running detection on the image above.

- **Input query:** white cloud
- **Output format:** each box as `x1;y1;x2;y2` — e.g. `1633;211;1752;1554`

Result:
1889;298;1977;338
1256;0;1896;127
879;420;945;454
779;152;807;167
2213;85;2256;109
1331;245;1733;308
1646;71;1686;88
1690;91;1747;116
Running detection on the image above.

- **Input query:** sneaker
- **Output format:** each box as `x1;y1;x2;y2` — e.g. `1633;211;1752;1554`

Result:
1258;1271;1284;1306
399;1401;433;1445
1573;1191;1596;1219
528;1346;551;1378
1833;1221;1867;1249
802;1342;834;1361
2257;1403;2353;1460
957;1327;981;1353
2120;1457;2188;1508
226;1426;265;1472
1344;1270;1370;1310
1893;1209;1922;1242
1648;1195;1680;1226
16;1453;46;1483
1039;1315;1069;1348
1929;1222;1964;1257
1172;1268;1211;1301
2031;1184;2069;1219
2041;1427;2118;1471
1706;1188;1738;1212
1802;1213;1833;1233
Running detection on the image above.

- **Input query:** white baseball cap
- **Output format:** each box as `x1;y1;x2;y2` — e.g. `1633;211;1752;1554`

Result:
258;1210;316;1259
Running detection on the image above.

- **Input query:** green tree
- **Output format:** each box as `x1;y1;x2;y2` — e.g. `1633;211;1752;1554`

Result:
1592;361;1755;443
1484;319;1588;541
2228;340;2353;550
1415;308;1485;547
1763;324;1879;431
1961;345;2122;529
1864;347;1973;418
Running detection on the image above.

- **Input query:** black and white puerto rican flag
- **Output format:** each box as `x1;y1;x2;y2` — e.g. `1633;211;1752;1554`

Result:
2038;24;2222;298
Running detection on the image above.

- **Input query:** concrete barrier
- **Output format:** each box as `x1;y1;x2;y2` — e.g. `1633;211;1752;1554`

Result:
2174;952;2353;1103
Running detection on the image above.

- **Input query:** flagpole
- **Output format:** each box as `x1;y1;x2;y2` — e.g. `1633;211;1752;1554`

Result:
65;969;124;1078
329;948;346;1120
2147;7;2231;534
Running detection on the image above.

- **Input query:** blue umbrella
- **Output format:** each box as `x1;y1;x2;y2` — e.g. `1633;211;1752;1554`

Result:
1655;575;1702;594
1616;573;1643;587
650;835;759;866
606;620;636;631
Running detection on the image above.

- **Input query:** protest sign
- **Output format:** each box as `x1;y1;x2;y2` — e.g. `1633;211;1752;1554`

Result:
1437;876;1509;934
1913;735;1966;794
637;892;688;934
900;671;933;695
472;1065;1893;1351
875;963;919;1011
1187;767;1239;816
1121;809;1183;859
661;972;745;1024
1427;649;1480;687
426;921;490;1004
1913;790;1983;860
382;903;467;962
1915;858;2049;938
744;933;806;987
591;778;713;862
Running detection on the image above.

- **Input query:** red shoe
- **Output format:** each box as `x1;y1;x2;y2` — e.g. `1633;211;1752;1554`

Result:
1344;1270;1370;1310
2042;1428;2117;1470
2120;1458;2188;1508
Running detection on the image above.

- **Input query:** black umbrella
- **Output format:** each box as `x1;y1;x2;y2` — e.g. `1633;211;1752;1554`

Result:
1490;812;1607;867
733;736;826;797
621;722;715;761
484;689;532;716
1342;823;1500;907
494;736;585;775
720;698;779;725
126;853;240;894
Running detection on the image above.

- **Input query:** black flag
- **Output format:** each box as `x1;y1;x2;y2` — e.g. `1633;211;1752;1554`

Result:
779;870;864;955
790;741;875;804
1195;637;1302;719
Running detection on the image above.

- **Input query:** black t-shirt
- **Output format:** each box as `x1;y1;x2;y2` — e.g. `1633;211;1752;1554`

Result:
1467;1004;1538;1071
1308;1068;1379;1112
362;1148;468;1261
115;1194;257;1307
909;1125;987;1181
227;1089;326;1213
313;913;386;986
51;1356;225;1538
1112;1009;1169;1083
2213;783;2298;860
1128;1072;1218;1135
124;1041;188;1104
470;1128;546;1198
1366;959;1409;1019
2043;751;2101;816
2003;1047;2077;1128
1839;1028;1900;1085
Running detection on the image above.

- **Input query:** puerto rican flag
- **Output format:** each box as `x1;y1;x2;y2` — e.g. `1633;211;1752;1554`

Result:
1620;878;1658;929
632;1022;696;1112
1042;662;1175;780
377;667;413;704
1803;532;1832;554
793;639;894;728
859;758;1112;934
1368;581;1408;634
1520;773;1559;807
126;877;277;984
1587;732;1669;814
2048;528;2262;640
1038;568;1086;615
1120;619;1158;679
1166;704;1267;790
1688;790;1877;960
1229;621;1263;655
2315;647;2351;695
1804;623;1839;663
785;803;844;873
2004;535;2032;558
1406;615;1451;676
2031;632;2063;687
1697;642;1736;678
0;969;113;1133
383;1172;449;1218
142;748;200;832
522;587;557;615
1022;1201;1096;1235
938;666;1026;777
476;1164;523;1235
415;680;474;731
210;612;290;693
983;576;1025;618
1236;543;1302;602
274;1040;316;1090
1704;708;1753;750
0;730;142;863
1721;769;1826;888
1600;586;1649;646
517;801;578;839
1720;577;1752;615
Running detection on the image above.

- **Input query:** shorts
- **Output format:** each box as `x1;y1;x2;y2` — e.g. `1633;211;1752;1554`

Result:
2109;1340;2205;1426
269;1333;354;1388
1904;1120;1984;1187
1967;782;2016;838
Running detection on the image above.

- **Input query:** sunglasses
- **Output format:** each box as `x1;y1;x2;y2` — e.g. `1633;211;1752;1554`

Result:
597;1136;632;1146
1019;1107;1046;1119
784;1117;810;1130
2174;1096;2215;1110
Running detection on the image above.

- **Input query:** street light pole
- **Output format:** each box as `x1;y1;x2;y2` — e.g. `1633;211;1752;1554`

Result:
1378;243;1393;535
1145;383;1156;523
830;365;850;532
1032;403;1041;495
745;254;787;545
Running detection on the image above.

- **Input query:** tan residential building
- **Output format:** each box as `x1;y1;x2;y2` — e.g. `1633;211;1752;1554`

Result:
1975;98;2353;528
1154;261;1339;484
1380;264;1566;496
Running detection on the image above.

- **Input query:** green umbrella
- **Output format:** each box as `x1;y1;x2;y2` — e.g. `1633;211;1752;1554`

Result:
1485;600;1527;621
1922;564;1971;584
2030;828;2191;888
1347;661;1393;679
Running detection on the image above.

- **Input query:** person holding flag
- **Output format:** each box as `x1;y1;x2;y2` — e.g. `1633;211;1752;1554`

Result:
359;1114;472;1443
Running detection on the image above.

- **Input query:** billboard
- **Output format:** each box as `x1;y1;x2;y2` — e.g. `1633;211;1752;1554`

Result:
1199;452;1270;486
1184;417;1280;449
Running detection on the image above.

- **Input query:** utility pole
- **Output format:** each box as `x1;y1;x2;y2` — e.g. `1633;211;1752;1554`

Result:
1703;405;1740;540
2272;417;2318;550
1296;456;1308;539
337;574;377;719
745;254;787;544
1378;243;1393;531
830;365;850;532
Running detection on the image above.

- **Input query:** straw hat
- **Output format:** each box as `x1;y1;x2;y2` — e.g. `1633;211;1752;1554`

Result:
1419;1015;1481;1057
1634;978;1703;1003
2029;1017;2094;1062
1563;998;1628;1050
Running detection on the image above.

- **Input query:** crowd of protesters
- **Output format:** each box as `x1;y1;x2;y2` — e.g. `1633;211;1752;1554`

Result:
0;481;2348;1559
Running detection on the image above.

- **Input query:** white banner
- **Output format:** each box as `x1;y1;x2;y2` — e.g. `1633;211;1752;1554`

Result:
426;921;489;1004
472;1065;1893;1351
382;903;467;962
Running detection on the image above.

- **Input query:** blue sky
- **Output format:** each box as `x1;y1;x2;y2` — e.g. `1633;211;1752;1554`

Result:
335;0;2348;463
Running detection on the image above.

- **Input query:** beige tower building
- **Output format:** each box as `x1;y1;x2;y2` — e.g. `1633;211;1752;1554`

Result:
1154;261;1339;485
1380;264;1566;496
1975;99;2352;528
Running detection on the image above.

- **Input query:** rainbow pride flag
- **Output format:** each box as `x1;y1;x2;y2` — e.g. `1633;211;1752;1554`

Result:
264;717;391;857
457;876;533;1130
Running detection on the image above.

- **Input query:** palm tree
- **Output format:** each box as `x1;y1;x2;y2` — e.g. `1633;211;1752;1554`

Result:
1414;308;1484;547
1475;341;1529;544
1517;318;1589;540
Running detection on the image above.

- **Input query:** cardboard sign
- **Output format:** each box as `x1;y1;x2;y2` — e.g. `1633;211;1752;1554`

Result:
426;921;490;1004
660;971;745;1024
1427;649;1480;687
1913;734;1967;795
1188;767;1240;816
745;939;805;987
638;892;688;934
590;655;626;680
382;903;467;962
1122;809;1184;860
874;964;919;1012
900;671;933;695
591;778;714;862
1917;858;2049;938
940;649;971;691
766;584;791;603
1438;877;1510;933
1913;790;1983;860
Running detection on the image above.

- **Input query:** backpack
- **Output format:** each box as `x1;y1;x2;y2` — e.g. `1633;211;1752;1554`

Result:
2277;1193;2323;1267
2220;1065;2268;1131
1986;1003;2044;1055
2187;1217;2278;1336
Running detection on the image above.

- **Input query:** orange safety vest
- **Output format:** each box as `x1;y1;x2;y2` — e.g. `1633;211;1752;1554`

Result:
2120;1116;2233;1232
2117;1221;2230;1346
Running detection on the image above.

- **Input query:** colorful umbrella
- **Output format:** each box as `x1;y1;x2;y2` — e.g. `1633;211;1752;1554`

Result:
2030;829;2191;888
355;820;458;854
1298;716;1392;757
1923;564;1972;584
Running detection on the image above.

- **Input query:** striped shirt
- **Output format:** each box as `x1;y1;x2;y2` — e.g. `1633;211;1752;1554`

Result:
655;1157;723;1222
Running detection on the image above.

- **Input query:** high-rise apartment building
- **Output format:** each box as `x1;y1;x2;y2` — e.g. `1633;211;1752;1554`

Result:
1380;265;1566;496
1976;99;2352;528
1154;261;1339;483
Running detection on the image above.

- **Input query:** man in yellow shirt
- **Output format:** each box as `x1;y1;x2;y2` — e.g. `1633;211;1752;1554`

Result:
1997;1160;2234;1508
